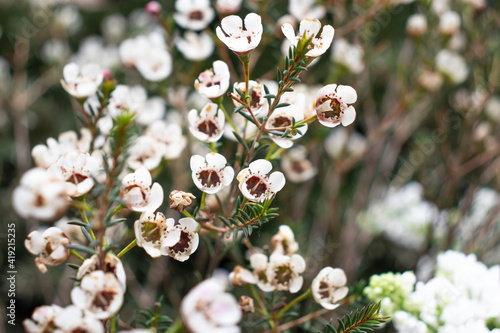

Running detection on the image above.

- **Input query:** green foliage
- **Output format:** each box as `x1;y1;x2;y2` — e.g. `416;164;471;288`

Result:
321;303;389;333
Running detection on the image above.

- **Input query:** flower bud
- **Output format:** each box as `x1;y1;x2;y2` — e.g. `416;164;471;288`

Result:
169;190;196;212
145;1;162;17
238;296;255;314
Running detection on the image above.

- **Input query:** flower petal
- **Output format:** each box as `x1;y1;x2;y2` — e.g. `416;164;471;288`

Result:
336;85;357;104
248;159;272;174
341;106;356;127
269;171;286;193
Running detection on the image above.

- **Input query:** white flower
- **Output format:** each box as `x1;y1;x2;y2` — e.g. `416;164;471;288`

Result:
265;103;306;148
61;62;103;99
23;305;63;333
145;121;187;160
25;227;71;273
72;36;120;70
47;151;100;197
315;84;357;128
180;278;242;333
439;11;461;35
393;311;428;333
216;13;263;55
126;135;165;171
161;217;200;262
107;84;148;118
77;253;127;289
281;146;317;183
188;103;226;142
194;60;230;100
288;0;325;21
237;159;286;202
136;97;166;125
71;270;124;319
331;38;364;74
120;167;163;213
12;168;71;221
282;18;335;58
406;14;428;37
119;31;165;67
31;131;80;169
175;31;214;61
232;80;269;116
268;253;306;293
190;153;234;194
53;306;105;333
215;0;242;15
136;48;172;82
312;267;349;310
271;225;299;255
435;50;468;85
174;0;215;31
134;211;169;258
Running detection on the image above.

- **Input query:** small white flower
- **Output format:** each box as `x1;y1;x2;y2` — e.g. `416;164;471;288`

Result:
281;18;335;58
194;60;230;100
126;135;165;171
190;153;234;194
436;50;468;85
312;267;349;310
161;217;200;262
135;48;172;82
288;0;325;21
120;167;164;213
188;103;226;142
215;0;242;15
406;14;428;37
119;31;165;67
244;253;276;292
23;305;63;333
175;31;215;61
71;270;124;320
315;84;357;128
136;97;166;126
271;225;299;255
61;62;103;99
25;227;71;273
174;0;215;31
107;85;148;118
331;38;365;74
77;253;127;289
12;168;71;221
31;130;80;169
145;121;187;160
216;13;263;55
237;159;285;202
134;211;169;258
47;151;100;197
169;190;196;212
268;253;306;293
439;11;461;35
54;305;104;333
233;80;269;116
180;278;242;333
265;103;306;149
281;146;317;183
229;265;257;287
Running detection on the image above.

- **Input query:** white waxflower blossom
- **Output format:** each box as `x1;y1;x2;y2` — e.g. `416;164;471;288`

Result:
12;168;71;221
432;0;450;15
393;311;428;333
282;18;335;58
268;253;306;293
288;0;325;21
281;146;317;183
136;48;172;82
53;305;105;333
180;278;242;333
315;84;357;128
71;270;125;320
448;31;467;52
194;60;230;100
101;14;127;43
77;253;127;289
312;267;349;310
41;39;70;64
136;97;166;125
120;167;164;213
439;11;461;35
119;31;164;67
175;31;214;61
417;71;444;92
173;0;215;31
271;225;299;255
215;0;242;15
71;36;121;70
126;135;165;171
53;5;83;35
135;211;169;258
436;50;468;85
47;151;100;197
406;14;428;37
145;121;187;160
25;227;70;273
107;84;148;118
232;80;269;116
237;159;286;202
169;190;196;212
23;305;63;333
188;103;226;142
61;62;103;99
331;38;364;74
190;153;234;194
31;131;80;169
265;104;307;149
161;217;199;262
216;13;263;55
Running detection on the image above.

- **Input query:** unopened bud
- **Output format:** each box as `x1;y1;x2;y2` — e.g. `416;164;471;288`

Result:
169;190;196;212
239;296;255;314
145;1;162;17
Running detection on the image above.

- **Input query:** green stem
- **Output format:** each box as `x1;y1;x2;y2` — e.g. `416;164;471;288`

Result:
182;210;194;218
217;102;238;133
210;142;217;153
117;239;137;258
200;192;207;211
269;148;285;161
265;142;277;161
166;317;186;333
109;316;116;333
70;249;85;262
276;289;312;319
110;204;123;217
243;60;250;98
294;114;318;127
249;284;271;319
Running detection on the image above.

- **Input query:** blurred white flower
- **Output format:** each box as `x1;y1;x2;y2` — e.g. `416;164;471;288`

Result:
315;84;357;128
77;253;127;289
439;11;461;35
180;278;241;332
237;159;286;202
101;14;127;43
23;305;63;333
331;38;364;74
41;39;70;64
54;5;83;35
432;0;450;15
194;60;230;100
145;121;187;160
72;36;120;70
136;97;166;125
282;18;335;58
136;48;172;82
190;153;234;194
233;80;269;116
216;13;263;55
25;227;70;273
188;103;226;142
135;211;169;258
107;85;147;118
288;0;325;21
120;167;163;213
281;146;317;183
268;253;306;293
436;50;468;85
169;190;196;212
32;131;80;169
271;225;299;255
417;71;444;92
71;270;124;319
174;0;215;31
161;217;200;262
126;135;165;171
393;311;428;333
61;62;103;99
215;0;242;15
485;96;500;122
175;31;214;61
312;267;349;310
406;14;427;37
